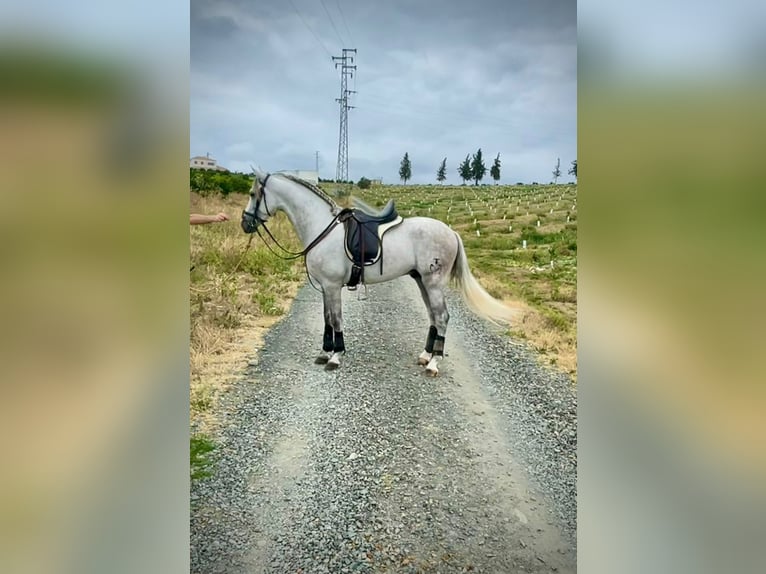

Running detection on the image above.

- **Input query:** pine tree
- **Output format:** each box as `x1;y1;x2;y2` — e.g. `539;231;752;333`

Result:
552;157;561;184
399;152;412;184
471;148;487;185
458;155;472;185
436;157;447;184
568;159;577;179
490;153;501;184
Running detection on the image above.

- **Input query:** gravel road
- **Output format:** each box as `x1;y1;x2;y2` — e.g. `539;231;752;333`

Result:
191;277;577;573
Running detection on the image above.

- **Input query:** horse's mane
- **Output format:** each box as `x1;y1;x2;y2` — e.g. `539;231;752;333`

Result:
277;173;339;212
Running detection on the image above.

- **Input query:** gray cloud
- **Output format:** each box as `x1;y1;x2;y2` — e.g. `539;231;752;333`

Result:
191;0;576;183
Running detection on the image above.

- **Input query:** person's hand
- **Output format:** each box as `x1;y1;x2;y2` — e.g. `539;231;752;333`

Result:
190;212;231;225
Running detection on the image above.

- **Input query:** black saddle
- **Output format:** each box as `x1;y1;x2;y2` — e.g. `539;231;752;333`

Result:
342;200;403;288
352;199;397;224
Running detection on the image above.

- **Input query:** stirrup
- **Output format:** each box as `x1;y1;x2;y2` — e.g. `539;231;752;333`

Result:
357;284;368;301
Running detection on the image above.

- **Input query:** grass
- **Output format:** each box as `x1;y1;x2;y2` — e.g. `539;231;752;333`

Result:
189;191;305;481
190;433;216;481
355;182;578;381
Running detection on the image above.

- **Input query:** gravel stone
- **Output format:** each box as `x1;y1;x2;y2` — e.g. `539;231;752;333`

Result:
191;277;576;573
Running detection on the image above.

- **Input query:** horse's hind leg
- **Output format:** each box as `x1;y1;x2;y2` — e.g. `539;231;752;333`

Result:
412;273;436;366
422;281;449;377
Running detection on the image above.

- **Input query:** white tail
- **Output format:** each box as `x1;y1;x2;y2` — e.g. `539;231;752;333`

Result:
450;232;520;325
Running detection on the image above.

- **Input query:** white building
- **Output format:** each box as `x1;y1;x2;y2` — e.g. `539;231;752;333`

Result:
190;153;228;172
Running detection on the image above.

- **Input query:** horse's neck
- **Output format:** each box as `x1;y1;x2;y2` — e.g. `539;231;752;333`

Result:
272;181;335;248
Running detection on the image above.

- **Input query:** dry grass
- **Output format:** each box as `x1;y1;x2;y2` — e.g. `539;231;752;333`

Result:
190;192;303;432
512;307;577;378
478;274;577;381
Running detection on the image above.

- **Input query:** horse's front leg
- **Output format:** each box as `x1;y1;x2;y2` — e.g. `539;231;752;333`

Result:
320;286;345;371
314;296;334;365
314;324;335;364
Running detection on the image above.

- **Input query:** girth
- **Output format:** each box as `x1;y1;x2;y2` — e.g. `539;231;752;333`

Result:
343;200;403;288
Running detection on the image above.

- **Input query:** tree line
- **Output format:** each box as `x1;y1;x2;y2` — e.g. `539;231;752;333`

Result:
398;151;577;185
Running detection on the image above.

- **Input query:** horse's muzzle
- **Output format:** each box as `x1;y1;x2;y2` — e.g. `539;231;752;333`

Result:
241;211;259;234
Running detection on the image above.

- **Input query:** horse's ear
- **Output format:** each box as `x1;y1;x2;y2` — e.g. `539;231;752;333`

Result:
251;165;267;181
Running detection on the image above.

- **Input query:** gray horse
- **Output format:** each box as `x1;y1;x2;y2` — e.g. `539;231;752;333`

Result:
241;169;516;375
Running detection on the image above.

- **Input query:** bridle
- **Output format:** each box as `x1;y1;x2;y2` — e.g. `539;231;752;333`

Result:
241;172;351;262
242;173;272;227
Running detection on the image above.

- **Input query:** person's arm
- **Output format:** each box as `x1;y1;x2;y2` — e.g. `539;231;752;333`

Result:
190;213;230;225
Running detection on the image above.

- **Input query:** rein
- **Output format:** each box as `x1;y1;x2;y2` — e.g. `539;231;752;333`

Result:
244;174;353;292
189;232;255;293
245;173;350;261
255;209;349;261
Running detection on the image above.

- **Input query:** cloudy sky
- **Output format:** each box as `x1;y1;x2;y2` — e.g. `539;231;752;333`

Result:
191;0;576;184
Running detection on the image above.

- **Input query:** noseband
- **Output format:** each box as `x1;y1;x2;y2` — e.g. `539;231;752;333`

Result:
243;173;272;225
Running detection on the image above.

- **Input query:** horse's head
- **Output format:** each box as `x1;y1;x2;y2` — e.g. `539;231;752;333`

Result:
241;167;271;234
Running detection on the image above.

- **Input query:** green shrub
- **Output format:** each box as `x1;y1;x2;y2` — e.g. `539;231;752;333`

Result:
520;228;554;245
190;168;253;196
543;309;570;332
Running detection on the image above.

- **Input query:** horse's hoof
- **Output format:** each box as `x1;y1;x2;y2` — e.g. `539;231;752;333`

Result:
417;357;429;366
324;361;340;371
425;367;439;377
315;355;329;364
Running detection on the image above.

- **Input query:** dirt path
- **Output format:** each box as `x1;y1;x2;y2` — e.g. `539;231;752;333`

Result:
191;277;576;573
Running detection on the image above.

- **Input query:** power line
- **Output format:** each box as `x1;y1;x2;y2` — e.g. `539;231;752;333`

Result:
335;0;354;46
354;103;533;140
355;105;473;135
333;48;356;187
358;93;526;130
319;0;345;48
287;0;333;59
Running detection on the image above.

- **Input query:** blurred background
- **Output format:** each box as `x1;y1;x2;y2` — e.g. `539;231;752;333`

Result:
579;0;766;572
0;1;188;573
1;0;765;573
